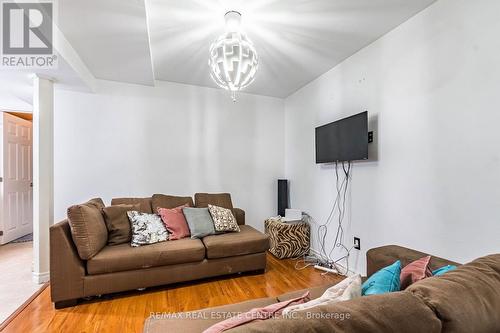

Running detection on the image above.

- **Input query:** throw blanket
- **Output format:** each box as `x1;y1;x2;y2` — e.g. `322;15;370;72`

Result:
282;274;362;316
202;291;310;333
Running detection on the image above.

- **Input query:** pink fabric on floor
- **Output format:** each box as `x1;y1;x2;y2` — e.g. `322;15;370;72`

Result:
202;292;310;333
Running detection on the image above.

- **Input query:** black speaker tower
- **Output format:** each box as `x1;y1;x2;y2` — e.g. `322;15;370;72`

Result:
278;179;289;216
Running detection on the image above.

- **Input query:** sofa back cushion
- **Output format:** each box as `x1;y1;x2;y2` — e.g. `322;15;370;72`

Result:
233;208;245;226
152;194;194;212
102;204;140;245
87;198;105;210
407;254;500;333
226;291;441;333
67;198;108;260
111;197;153;214
194;193;233;210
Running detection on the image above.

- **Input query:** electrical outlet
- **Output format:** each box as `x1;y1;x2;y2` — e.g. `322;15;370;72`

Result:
354;237;361;250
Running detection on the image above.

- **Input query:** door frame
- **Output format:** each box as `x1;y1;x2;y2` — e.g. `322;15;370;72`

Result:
0;110;33;244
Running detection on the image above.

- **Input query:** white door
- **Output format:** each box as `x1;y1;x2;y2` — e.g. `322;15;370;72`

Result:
0;112;33;244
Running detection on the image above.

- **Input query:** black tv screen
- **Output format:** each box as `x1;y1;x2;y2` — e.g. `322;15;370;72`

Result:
315;111;368;163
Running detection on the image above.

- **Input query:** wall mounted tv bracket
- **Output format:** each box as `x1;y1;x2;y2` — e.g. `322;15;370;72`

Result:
368;131;374;143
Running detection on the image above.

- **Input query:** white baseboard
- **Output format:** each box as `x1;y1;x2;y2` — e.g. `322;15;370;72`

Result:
32;271;49;284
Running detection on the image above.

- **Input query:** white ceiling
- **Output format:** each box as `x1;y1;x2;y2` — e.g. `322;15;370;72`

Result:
147;0;436;97
0;72;32;111
0;57;92;112
58;0;155;86
50;0;436;98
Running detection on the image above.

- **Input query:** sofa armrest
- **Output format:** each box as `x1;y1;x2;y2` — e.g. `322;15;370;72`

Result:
366;245;461;278
233;208;245;225
50;220;86;303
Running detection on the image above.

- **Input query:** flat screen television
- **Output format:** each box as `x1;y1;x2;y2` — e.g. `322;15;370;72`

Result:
315;111;368;163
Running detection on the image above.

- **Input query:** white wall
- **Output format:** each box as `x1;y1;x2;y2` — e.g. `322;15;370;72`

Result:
54;80;284;232
285;0;500;274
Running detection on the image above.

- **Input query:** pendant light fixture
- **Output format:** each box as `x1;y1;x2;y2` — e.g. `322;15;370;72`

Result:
208;11;259;101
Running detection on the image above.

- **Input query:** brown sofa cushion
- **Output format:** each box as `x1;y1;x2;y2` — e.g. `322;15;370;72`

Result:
87;198;105;209
144;297;277;333
151;194;194;212
227;292;441;333
407;254;500;333
102;204;140;245
87;238;206;275
195;193;234;210
202;225;269;259
67;198;108;260
111;197;153;214
233;208;245;225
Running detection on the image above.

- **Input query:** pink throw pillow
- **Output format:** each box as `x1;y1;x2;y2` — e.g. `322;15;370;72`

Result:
157;205;190;240
400;255;432;289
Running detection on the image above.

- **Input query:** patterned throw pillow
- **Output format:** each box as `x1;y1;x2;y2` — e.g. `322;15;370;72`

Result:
127;211;168;247
208;204;240;233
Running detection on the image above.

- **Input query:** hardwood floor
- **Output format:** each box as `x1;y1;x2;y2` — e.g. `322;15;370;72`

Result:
2;254;343;333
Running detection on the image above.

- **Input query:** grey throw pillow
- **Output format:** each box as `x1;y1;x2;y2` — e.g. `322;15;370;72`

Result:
183;207;216;239
127;211;168;247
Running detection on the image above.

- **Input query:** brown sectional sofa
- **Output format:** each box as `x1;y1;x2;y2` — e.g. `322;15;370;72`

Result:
144;245;500;333
50;193;270;308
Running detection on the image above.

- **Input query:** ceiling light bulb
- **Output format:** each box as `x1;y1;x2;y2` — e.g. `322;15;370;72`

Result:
208;11;259;102
224;11;241;33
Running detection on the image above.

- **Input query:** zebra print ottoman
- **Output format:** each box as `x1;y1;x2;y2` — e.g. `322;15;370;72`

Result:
264;217;310;259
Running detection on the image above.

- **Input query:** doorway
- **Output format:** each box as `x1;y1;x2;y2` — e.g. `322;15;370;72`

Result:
0;112;33;244
0;111;38;325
